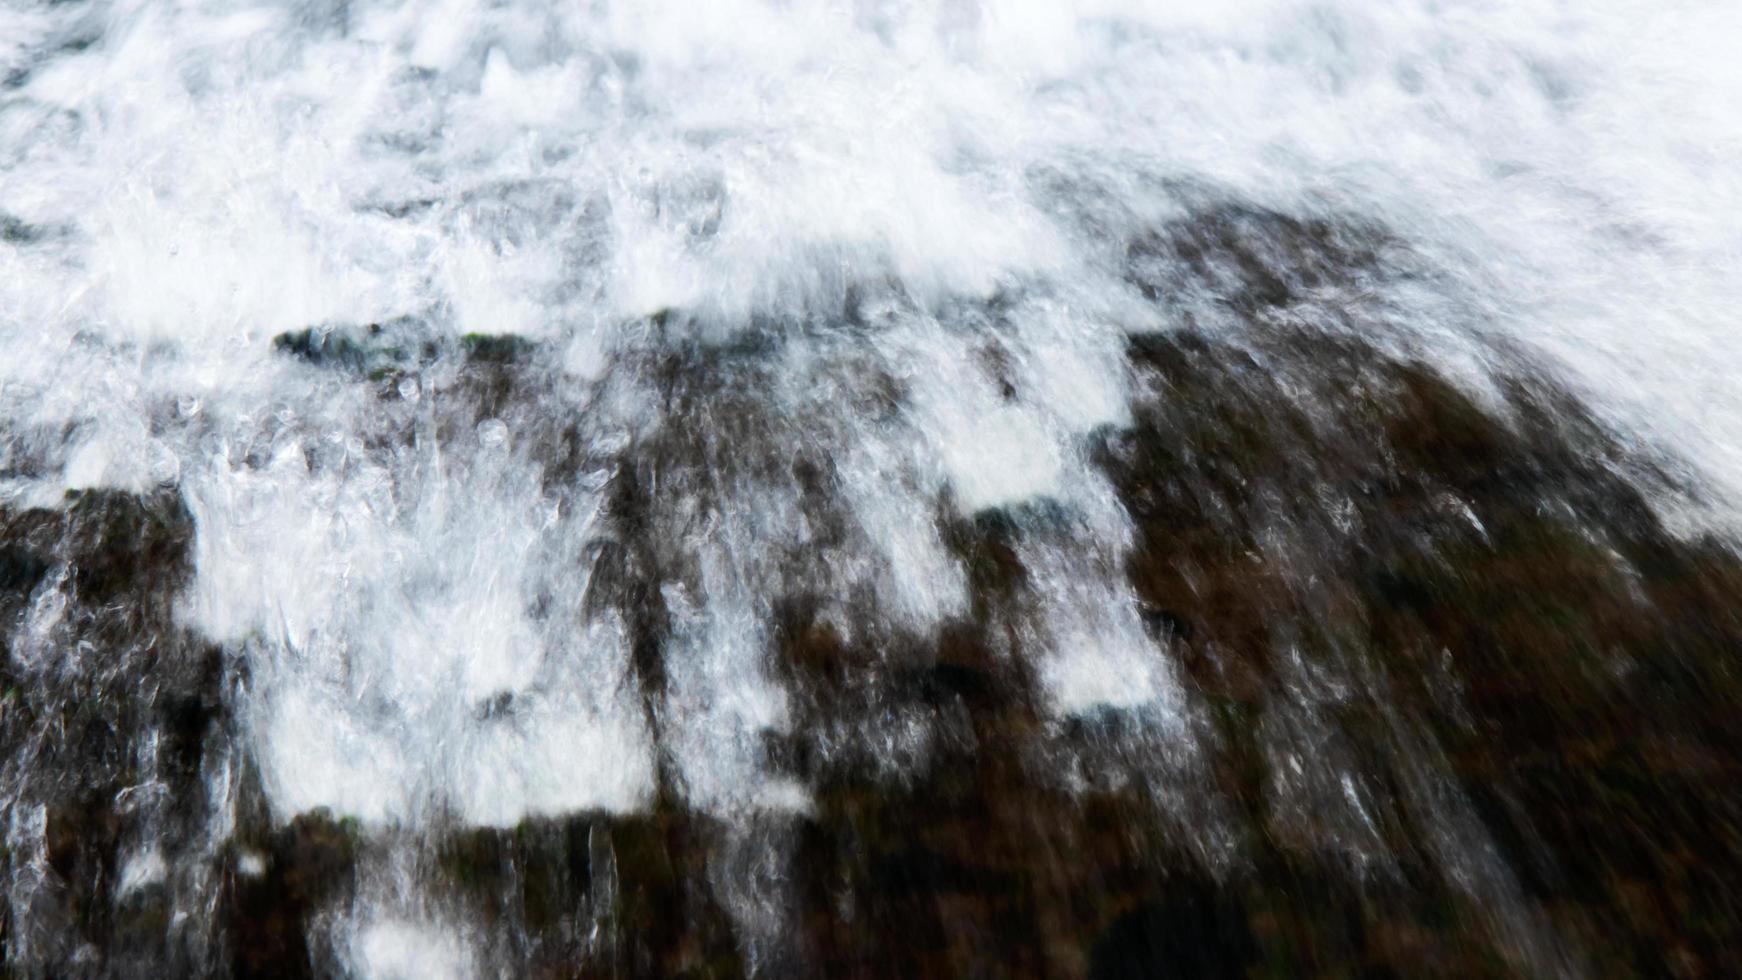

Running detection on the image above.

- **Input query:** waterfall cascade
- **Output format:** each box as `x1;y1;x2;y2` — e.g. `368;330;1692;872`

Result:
4;1;1742;976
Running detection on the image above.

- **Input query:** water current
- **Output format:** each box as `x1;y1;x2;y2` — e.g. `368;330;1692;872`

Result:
3;1;1742;976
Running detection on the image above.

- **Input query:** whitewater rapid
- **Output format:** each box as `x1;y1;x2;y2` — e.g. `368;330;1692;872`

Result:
4;0;1742;976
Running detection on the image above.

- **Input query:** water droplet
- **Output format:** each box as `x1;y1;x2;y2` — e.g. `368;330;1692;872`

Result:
477;418;509;447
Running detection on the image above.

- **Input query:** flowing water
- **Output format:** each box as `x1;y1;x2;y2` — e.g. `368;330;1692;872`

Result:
4;1;1742;976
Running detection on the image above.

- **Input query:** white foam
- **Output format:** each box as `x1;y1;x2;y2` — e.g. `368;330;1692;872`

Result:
5;0;1739;500
346;916;475;980
659;574;806;818
181;395;654;827
115;847;166;899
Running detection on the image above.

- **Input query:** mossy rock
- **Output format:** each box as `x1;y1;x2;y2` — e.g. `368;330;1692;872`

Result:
460;332;535;364
0;212;43;244
271;316;433;376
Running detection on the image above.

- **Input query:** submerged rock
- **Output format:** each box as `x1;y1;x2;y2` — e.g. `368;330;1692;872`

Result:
459;332;535;364
9;209;1742;978
0;212;45;244
222;809;361;980
270;316;435;379
0;489;223;977
1095;325;1742;975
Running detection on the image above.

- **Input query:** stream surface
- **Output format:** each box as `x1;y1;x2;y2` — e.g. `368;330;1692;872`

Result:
3;1;1742;976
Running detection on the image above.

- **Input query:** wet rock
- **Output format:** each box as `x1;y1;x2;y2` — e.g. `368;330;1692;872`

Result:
271;316;433;377
1095;323;1742;974
1126;201;1396;314
1087;875;1255;980
0;544;47;594
223;809;361;980
460;332;535;364
0;211;44;244
436;808;747;979
0;488;223;976
15;200;1742;978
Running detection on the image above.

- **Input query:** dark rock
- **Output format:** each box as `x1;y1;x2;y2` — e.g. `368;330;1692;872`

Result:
460;332;534;364
15;199;1742;978
270;316;433;377
0;487;222;976
224;810;361;980
0;212;44;244
0;544;47;594
1087;876;1255;980
1095;321;1742;974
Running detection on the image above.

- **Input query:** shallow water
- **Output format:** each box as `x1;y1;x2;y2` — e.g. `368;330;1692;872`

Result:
3;1;1742;976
